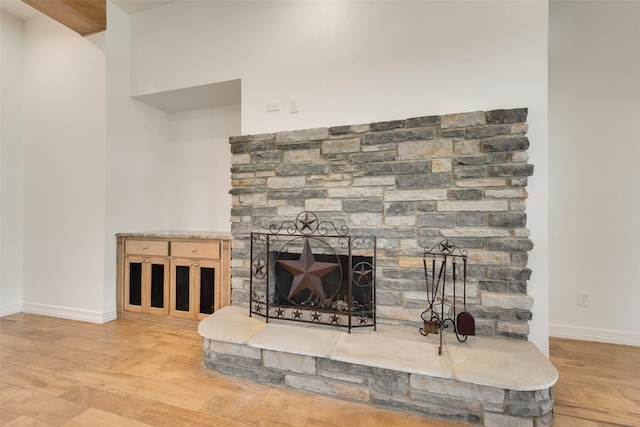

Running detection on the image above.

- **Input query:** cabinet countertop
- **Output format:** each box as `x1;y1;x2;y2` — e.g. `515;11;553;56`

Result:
116;231;233;240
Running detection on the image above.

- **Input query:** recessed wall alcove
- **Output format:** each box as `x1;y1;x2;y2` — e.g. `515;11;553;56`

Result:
130;79;241;231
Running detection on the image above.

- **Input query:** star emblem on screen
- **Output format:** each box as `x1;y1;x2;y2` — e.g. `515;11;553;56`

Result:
277;238;339;302
297;211;317;233
352;262;373;286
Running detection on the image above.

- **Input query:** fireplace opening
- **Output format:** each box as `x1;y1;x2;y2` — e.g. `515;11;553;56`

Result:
272;249;374;314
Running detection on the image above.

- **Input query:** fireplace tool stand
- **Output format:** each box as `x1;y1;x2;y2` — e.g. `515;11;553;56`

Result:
420;240;474;355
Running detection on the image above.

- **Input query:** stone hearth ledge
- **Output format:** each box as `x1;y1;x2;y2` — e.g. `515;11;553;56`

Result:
199;306;556;390
199;306;558;426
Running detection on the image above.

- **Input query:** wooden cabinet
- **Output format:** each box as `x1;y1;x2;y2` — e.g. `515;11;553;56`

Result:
124;256;170;315
117;233;231;327
170;258;221;319
171;241;220;260
170;240;222;319
123;239;170;316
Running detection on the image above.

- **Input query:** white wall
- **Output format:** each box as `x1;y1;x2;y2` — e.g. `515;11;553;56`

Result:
1;3;241;321
17;15;107;321
549;1;640;346
104;3;170;316
167;104;239;231
130;1;549;133
129;1;550;353
0;11;25;316
103;3;240;316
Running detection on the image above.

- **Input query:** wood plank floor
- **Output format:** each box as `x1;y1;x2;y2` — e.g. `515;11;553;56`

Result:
0;314;638;426
549;337;640;426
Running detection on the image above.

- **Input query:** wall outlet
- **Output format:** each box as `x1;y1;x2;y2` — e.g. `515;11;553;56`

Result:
31;275;37;288
577;291;590;307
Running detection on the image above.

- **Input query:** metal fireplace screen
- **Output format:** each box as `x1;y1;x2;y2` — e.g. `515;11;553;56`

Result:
249;211;376;331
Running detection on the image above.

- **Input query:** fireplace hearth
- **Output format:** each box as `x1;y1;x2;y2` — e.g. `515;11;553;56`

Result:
198;306;558;426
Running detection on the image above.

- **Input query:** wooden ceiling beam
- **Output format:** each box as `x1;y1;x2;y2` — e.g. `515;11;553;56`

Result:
22;0;106;36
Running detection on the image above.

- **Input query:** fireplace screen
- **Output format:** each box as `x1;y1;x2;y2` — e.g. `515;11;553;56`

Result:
249;211;376;331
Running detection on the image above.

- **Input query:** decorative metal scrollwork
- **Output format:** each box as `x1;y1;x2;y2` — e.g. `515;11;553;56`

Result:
252;257;267;279
296;211;318;234
268;211;351;237
352;261;374;287
249;211;376;332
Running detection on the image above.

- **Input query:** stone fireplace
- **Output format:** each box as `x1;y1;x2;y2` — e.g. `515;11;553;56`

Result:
198;108;556;426
229;108;534;339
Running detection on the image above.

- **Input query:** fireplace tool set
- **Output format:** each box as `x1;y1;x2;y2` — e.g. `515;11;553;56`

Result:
420;240;475;355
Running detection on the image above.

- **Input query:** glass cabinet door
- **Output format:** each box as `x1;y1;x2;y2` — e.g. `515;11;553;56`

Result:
196;260;221;319
125;256;169;315
149;264;165;308
199;266;214;315
147;258;169;315
170;259;195;318
171;259;221;319
125;257;144;312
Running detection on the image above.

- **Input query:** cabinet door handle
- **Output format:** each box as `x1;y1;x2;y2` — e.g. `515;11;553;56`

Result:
142;246;149;250
191;249;197;253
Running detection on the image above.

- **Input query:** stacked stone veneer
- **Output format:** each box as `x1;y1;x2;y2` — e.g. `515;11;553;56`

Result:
229;108;534;339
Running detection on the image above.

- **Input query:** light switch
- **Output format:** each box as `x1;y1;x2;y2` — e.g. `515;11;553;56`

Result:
289;97;299;113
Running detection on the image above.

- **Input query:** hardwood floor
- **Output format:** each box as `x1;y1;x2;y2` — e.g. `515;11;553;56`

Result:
1;314;638;427
549;338;640;426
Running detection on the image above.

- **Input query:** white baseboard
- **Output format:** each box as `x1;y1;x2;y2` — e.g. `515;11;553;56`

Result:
0;303;23;317
21;302;117;324
549;323;640;347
